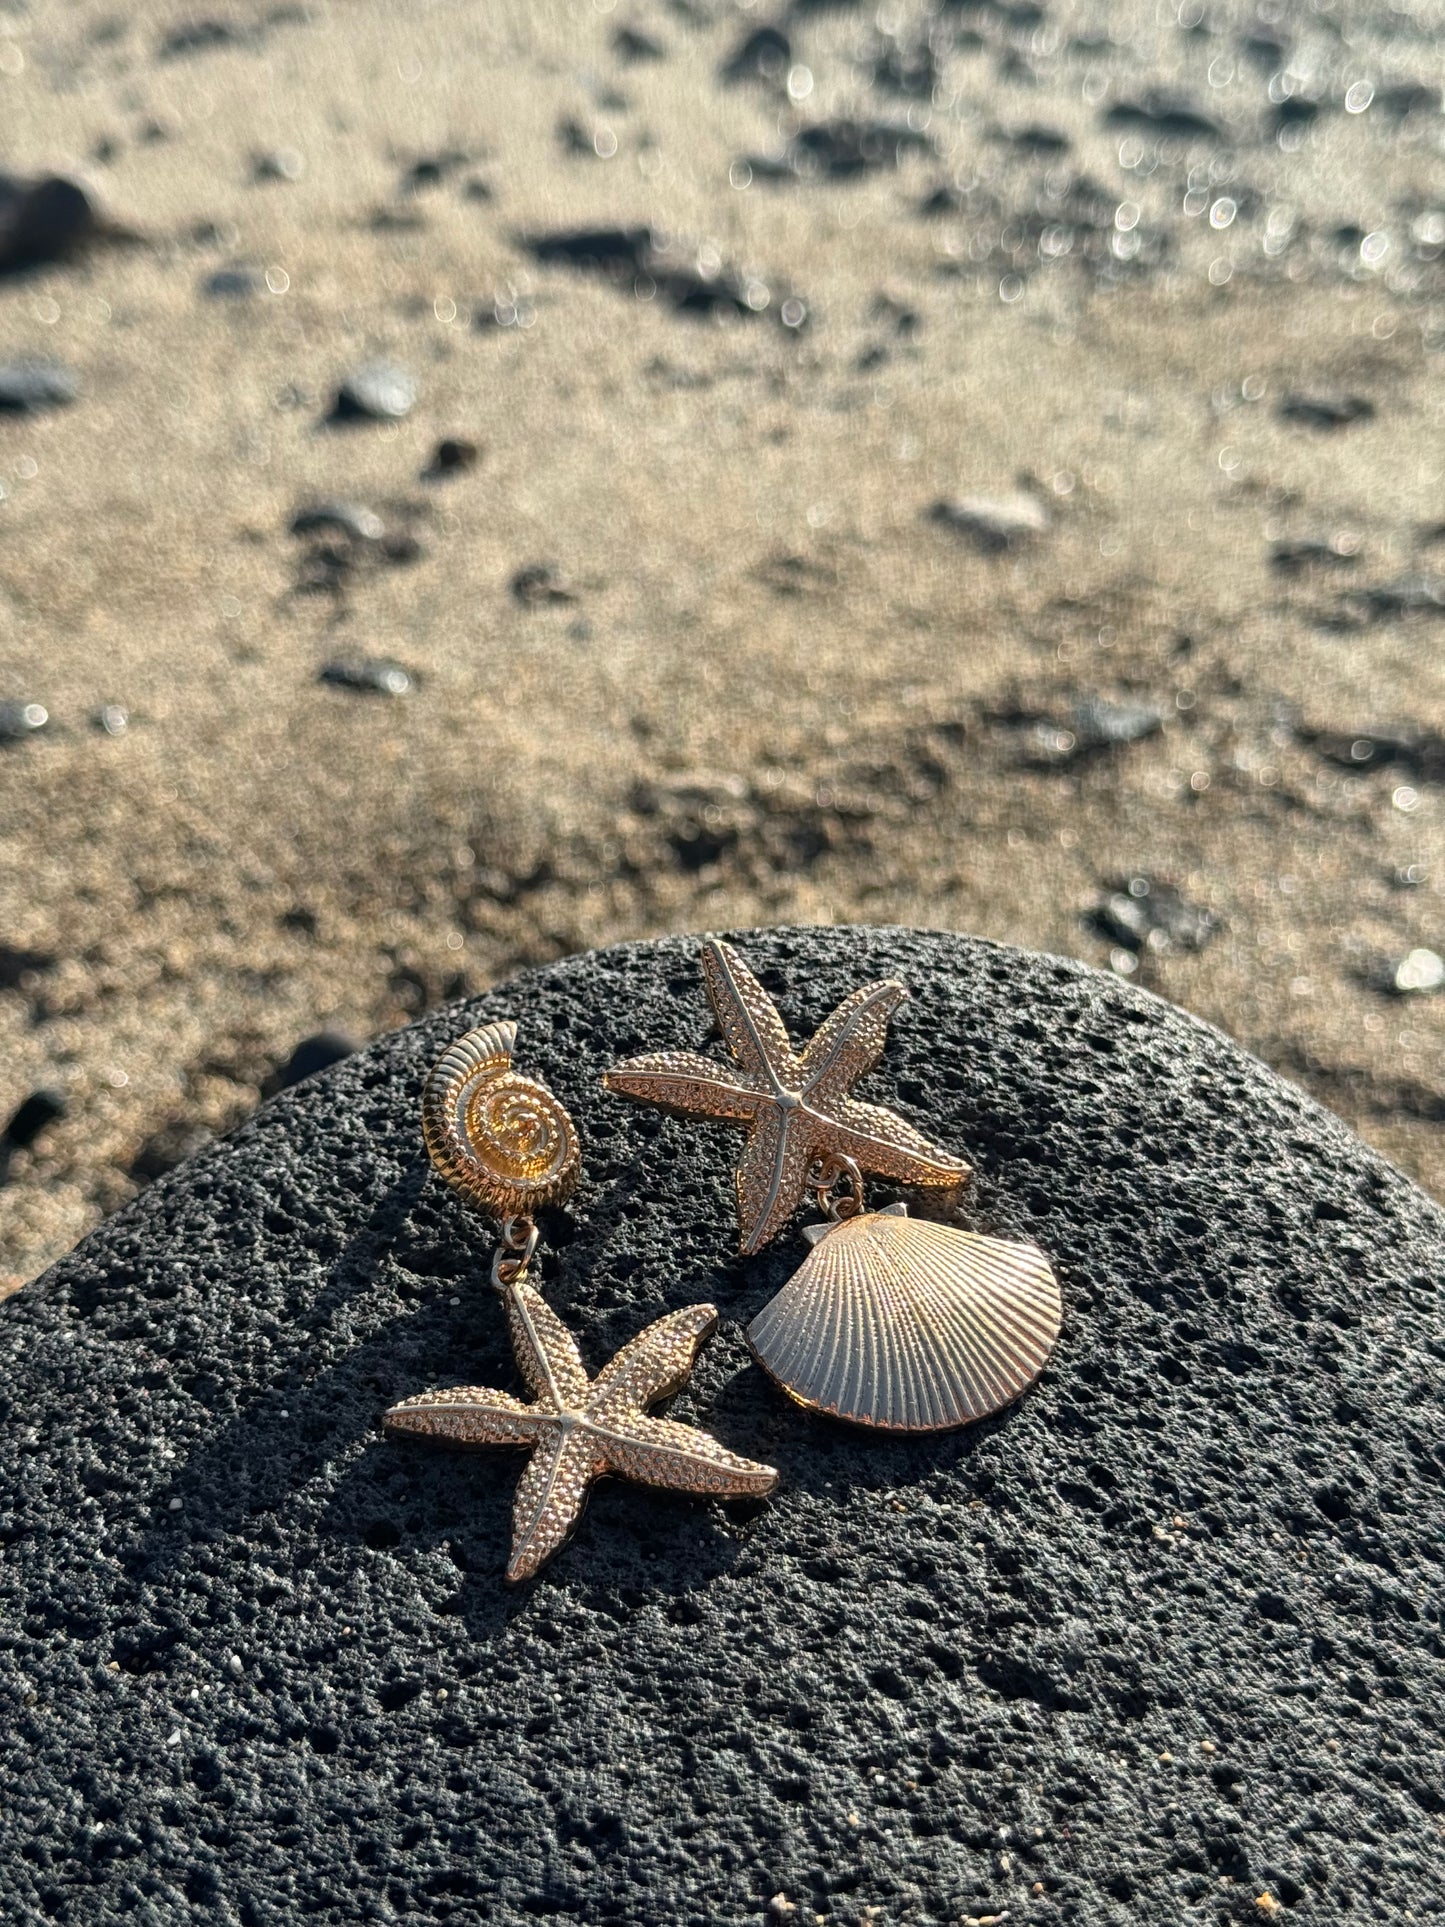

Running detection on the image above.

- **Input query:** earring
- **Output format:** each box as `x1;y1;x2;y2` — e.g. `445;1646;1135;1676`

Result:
385;1020;777;1582
603;940;1061;1434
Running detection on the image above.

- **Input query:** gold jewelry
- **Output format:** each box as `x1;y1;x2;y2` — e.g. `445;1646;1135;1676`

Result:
603;939;971;1254
385;1021;777;1581
604;940;1062;1435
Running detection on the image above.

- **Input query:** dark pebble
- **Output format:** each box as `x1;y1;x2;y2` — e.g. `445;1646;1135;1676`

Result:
425;437;479;477
290;500;385;542
159;18;243;57
524;226;803;327
328;363;419;424
401;152;469;194
994;122;1072;154
1270;534;1360;572
273;1030;362;1091
869;31;939;98
252;148;304;183
1273;92;1324;130
1090;877;1221;955
1103;94;1224;142
0;944;55;991
748;119;935;183
613;25;664;62
3;1087;68;1151
1373;82;1441;121
510;562;576;607
130;1119;215;1184
1297;723;1445;784
318;659;413;696
0;702;49;745
1278;392;1374;430
0;359;80;412
1342;574;1445;624
202;265;264;299
719;23;790;85
0;173;99;276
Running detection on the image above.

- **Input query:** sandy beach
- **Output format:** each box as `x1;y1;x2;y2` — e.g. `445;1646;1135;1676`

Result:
2;0;1442;1289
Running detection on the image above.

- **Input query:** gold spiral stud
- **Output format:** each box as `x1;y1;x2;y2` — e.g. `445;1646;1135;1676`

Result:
421;1020;581;1220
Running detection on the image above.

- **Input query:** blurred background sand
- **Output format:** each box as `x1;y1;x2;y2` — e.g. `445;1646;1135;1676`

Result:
1;0;1442;1289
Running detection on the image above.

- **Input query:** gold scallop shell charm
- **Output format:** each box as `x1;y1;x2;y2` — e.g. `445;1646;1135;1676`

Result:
421;1020;581;1220
746;1203;1061;1432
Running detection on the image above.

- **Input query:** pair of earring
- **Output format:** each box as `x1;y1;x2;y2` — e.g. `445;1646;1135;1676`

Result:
384;940;1062;1582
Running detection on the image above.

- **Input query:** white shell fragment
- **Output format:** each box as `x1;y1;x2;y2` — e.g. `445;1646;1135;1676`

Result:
747;1205;1061;1432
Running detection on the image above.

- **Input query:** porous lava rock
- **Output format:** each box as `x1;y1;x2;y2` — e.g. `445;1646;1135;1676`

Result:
1;928;1442;1924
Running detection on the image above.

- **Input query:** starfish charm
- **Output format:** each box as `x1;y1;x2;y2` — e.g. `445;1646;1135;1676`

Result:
385;1279;778;1582
603;939;972;1254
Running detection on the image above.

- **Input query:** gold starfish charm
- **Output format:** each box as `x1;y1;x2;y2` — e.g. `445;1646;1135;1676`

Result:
603;939;972;1254
385;1279;778;1582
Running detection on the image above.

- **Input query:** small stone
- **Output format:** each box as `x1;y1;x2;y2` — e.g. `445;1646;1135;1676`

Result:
318;659;413;696
425;436;479;477
290;501;385;543
329;363;418;424
3;1088;68;1151
1090;878;1220;955
252;147;305;183
768;1898;797;1921
92;705;129;736
748;118;935;184
131;1120;215;1184
1278;392;1374;430
203;265;263;299
0;702;49;744
720;24;790;86
159;18;242;58
1103;94;1224;141
0;943;54;990
929;494;1050;552
1349;574;1445;622
0;359;80;413
1385;949;1444;997
510;562;576;607
273;1031;362;1091
612;26;664;62
1270;534;1360;572
0;173;99;276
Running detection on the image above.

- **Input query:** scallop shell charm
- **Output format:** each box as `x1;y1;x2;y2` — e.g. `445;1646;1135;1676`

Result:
421;1020;581;1220
746;1204;1060;1432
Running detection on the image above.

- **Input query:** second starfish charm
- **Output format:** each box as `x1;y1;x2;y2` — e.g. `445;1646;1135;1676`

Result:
385;1279;778;1582
604;939;971;1253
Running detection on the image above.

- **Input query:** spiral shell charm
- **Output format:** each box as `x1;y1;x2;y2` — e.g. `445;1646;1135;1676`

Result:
421;1020;581;1220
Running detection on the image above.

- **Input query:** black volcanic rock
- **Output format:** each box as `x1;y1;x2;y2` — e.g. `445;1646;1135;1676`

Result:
1;927;1443;1923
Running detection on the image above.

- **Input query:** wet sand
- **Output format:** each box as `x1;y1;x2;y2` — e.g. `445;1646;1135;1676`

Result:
1;0;1442;1288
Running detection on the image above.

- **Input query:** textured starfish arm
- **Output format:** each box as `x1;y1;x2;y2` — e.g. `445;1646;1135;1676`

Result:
736;1109;813;1254
505;1279;591;1407
701;940;797;1087
797;979;909;1104
384;1386;551;1446
588;1301;720;1416
594;1414;779;1498
506;1431;597;1583
829;1096;973;1188
602;1051;765;1123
